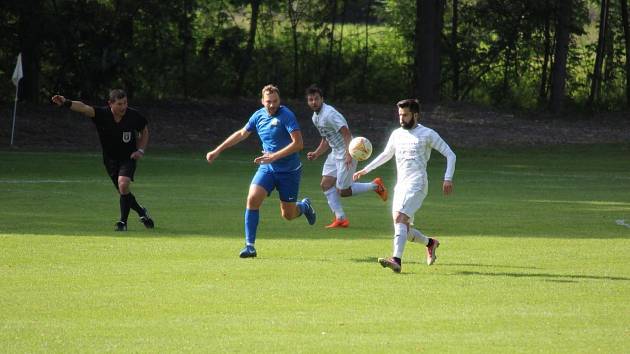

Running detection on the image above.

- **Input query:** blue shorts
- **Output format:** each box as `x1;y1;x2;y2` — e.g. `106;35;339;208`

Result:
251;167;302;203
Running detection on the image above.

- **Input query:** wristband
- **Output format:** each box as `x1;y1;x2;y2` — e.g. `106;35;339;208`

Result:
63;99;72;108
137;148;145;154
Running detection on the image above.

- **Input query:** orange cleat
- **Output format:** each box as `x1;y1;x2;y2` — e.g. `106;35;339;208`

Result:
372;177;388;201
325;218;350;228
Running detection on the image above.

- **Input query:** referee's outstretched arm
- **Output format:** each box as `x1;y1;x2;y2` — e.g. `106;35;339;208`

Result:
51;95;95;118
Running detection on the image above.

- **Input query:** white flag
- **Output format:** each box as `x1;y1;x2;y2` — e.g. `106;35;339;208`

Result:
12;53;23;87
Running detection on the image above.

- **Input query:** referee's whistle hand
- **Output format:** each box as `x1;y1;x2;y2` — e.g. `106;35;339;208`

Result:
131;151;144;160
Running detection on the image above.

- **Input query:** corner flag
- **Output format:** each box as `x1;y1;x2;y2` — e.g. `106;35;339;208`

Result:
12;53;23;86
11;53;23;145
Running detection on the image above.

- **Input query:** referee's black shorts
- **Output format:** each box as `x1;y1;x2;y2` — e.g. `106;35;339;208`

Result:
103;157;137;186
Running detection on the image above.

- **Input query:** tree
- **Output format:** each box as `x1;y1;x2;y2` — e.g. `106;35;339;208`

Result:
16;0;45;102
321;0;339;95
414;0;445;104
538;0;552;105
180;0;195;98
588;0;611;107
287;0;304;97
550;0;572;114
621;0;630;107
450;0;459;100
234;0;262;96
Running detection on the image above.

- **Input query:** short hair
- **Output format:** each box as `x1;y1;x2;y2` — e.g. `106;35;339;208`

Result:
305;84;323;97
261;84;280;98
108;89;127;102
397;99;421;113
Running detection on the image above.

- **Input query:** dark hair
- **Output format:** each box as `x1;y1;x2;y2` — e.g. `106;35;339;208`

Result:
305;84;323;97
108;89;127;102
396;99;420;113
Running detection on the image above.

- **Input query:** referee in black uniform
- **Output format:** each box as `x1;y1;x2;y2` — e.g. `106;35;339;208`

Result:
52;89;155;231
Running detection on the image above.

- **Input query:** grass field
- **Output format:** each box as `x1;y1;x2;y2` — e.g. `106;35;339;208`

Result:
1;145;629;353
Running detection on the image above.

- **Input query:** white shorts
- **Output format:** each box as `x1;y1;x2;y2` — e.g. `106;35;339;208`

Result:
322;153;358;190
392;185;428;224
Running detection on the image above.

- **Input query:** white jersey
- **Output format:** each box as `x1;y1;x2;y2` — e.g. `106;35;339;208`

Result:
312;103;349;160
363;124;456;191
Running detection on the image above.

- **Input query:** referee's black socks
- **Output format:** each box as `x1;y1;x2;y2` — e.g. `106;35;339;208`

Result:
119;193;133;223
126;192;144;216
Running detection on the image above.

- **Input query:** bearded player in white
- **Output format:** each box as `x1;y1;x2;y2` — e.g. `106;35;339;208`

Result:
353;99;456;272
305;85;388;228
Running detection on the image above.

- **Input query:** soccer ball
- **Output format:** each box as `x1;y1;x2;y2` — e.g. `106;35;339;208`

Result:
348;136;373;161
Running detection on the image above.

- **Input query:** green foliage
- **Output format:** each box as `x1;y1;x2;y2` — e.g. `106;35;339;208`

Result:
1;147;629;351
0;0;628;111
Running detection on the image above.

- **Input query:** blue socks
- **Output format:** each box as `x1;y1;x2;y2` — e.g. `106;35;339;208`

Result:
297;201;307;217
245;209;259;245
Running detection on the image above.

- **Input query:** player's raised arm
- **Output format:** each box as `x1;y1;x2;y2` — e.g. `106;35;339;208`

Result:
206;127;251;164
51;95;95;118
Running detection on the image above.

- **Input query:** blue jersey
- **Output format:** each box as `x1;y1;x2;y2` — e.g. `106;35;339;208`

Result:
245;106;302;173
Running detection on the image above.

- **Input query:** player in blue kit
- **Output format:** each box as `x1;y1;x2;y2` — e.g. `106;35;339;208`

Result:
206;84;316;258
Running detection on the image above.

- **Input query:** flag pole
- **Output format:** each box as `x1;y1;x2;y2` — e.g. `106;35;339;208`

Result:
10;82;19;146
10;53;23;146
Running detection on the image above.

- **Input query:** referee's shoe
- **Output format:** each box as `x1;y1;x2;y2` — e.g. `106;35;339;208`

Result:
140;208;155;229
115;221;127;232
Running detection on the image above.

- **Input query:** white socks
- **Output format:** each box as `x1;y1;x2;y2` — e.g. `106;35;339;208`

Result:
323;182;379;219
393;223;407;258
407;228;430;246
324;187;345;219
350;182;374;195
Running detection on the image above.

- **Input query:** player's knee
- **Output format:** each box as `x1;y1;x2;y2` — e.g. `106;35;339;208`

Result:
280;209;294;220
339;188;352;197
118;182;130;194
394;214;409;224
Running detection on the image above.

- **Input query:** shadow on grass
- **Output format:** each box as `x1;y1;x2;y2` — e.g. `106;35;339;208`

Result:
441;263;541;269
452;270;630;282
349;259;629;281
0;223;394;240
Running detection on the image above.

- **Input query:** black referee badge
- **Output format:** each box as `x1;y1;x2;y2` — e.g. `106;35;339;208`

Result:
122;132;132;143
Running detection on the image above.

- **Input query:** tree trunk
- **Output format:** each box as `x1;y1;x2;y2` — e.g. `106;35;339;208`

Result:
360;0;371;96
415;0;445;104
112;1;139;98
550;0;571;114
451;0;459;100
321;0;338;95
288;0;300;97
621;0;630;107
539;0;552;105
181;0;193;98
234;0;261;96
588;0;610;107
17;0;44;102
334;0;347;96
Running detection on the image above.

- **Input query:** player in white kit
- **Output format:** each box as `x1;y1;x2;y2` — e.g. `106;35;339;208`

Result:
353;99;456;272
305;85;387;228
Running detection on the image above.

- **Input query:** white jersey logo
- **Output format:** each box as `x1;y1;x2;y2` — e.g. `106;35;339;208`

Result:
122;132;132;143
